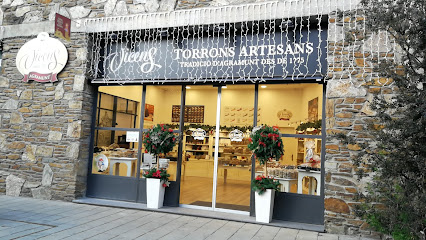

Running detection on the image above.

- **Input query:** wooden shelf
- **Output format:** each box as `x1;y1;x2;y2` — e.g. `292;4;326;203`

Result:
185;150;209;152
186;144;209;146
223;153;252;156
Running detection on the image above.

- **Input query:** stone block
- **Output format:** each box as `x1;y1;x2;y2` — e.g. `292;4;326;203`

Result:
66;142;80;159
6;174;25;197
145;0;160;12
76;48;88;61
22;145;37;162
16;6;31;17
113;1;128;15
11;0;24;7
42;104;55;116
2;99;19;109
93;0;108;3
73;75;85;91
48;3;60;21
10;112;24;124
159;0;176;11
9;142;26;149
69;101;83;109
36;146;54;157
55;81;65;100
2;0;11;6
0;76;9;87
42;164;54;186
327;80;367;98
104;0;118;16
129;4;146;14
48;131;63;141
325;197;350;214
31;186;52;200
69;6;91;19
332;177;356;187
67;121;82;138
23;11;43;24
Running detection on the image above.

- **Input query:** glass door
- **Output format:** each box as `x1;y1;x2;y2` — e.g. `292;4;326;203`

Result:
214;85;255;212
179;85;218;208
179;85;254;214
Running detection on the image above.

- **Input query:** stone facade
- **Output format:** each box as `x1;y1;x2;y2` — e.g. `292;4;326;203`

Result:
0;0;391;237
0;31;95;201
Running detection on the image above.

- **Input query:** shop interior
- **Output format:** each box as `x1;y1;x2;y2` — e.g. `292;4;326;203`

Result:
91;83;323;212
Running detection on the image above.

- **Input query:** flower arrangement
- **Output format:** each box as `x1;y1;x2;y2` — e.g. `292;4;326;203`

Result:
251;175;280;195
143;168;170;187
142;124;178;168
247;125;284;165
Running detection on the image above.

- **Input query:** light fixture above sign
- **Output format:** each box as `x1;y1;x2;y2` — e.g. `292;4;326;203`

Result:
16;32;68;83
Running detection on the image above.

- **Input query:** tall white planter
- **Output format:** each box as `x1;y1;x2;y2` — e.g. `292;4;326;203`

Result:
146;178;165;209
255;189;275;223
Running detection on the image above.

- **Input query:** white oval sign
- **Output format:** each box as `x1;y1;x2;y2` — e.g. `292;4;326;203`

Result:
16;32;68;83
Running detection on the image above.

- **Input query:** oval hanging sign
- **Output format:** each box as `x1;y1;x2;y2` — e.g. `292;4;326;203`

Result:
16;32;68;83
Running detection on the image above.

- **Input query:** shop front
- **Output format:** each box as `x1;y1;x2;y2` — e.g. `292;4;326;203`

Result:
86;19;327;226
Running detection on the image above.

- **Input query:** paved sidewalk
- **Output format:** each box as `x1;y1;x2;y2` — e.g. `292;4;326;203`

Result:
0;195;373;240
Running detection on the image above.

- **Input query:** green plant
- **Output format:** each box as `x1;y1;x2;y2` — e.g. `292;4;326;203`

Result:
251;175;280;195
142;168;170;187
247;125;284;165
143;124;178;168
295;120;322;132
336;1;426;239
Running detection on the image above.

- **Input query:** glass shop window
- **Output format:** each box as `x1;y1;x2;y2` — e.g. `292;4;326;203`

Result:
257;83;323;196
92;86;142;178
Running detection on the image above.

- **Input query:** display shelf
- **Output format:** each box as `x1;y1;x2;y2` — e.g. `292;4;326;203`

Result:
185;150;209;152
223;153;252;157
186;144;210;146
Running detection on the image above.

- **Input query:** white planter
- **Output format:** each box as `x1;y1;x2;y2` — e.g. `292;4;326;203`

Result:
255;189;275;223
146;178;165;209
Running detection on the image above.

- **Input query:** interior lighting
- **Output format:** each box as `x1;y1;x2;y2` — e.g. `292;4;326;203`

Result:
222;86;227;89
185;86;191;89
261;85;267;88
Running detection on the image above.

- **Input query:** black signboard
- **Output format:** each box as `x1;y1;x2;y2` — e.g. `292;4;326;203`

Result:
93;26;327;83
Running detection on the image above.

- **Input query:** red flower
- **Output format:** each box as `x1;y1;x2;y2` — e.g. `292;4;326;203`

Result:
162;183;167;187
249;138;252;142
256;176;262;181
172;137;175;141
278;142;281;147
145;150;148;153
169;128;173;132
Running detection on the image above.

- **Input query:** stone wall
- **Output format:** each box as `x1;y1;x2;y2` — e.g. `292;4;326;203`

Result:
0;32;95;201
324;11;394;238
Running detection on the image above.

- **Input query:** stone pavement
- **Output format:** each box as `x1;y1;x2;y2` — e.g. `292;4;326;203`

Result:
0;195;374;240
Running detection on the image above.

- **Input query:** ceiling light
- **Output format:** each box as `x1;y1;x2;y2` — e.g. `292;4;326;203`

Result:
261;85;267;88
185;86;191;89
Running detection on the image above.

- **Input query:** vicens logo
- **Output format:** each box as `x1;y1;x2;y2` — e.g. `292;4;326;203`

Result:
16;32;68;83
105;47;162;74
